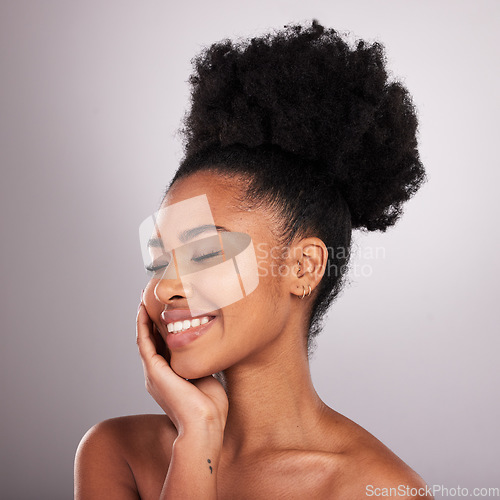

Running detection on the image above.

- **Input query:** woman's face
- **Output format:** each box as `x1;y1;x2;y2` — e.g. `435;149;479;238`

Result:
142;170;300;379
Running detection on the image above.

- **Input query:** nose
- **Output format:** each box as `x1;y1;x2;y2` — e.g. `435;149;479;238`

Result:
154;276;191;306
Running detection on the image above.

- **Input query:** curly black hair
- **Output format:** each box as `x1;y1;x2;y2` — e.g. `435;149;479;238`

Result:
167;19;426;354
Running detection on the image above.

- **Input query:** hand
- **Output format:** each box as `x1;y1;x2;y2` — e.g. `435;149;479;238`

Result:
136;299;229;437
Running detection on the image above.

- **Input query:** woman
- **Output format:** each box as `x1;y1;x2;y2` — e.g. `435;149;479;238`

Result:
75;20;432;499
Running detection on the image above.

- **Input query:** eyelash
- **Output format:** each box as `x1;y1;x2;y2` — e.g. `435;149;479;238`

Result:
192;250;223;262
145;250;223;273
145;262;169;273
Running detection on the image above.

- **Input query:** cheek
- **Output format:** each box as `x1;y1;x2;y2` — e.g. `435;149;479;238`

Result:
184;259;248;313
223;272;285;344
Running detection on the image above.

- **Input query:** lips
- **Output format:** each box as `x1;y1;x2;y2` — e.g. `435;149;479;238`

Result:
160;308;218;349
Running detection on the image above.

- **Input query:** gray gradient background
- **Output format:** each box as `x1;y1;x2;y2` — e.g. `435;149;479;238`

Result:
1;1;498;499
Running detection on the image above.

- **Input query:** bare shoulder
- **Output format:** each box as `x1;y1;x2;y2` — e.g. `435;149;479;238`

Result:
339;448;433;499
75;414;177;500
318;409;434;499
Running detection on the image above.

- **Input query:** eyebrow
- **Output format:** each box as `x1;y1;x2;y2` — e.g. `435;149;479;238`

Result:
147;225;229;248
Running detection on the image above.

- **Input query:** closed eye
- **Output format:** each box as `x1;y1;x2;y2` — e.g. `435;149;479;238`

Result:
192;250;223;262
145;261;170;273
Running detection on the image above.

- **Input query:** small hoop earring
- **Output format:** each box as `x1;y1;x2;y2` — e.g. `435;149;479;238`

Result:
306;284;312;297
300;285;306;299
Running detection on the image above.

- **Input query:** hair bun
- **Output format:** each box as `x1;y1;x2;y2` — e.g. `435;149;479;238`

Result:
180;19;426;231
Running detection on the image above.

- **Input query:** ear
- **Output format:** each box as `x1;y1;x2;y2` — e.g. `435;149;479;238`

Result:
288;237;328;299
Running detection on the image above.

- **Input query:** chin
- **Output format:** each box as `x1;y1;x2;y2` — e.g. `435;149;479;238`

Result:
169;354;217;380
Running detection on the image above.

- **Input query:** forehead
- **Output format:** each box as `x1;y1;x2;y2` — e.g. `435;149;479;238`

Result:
160;170;279;246
162;171;244;221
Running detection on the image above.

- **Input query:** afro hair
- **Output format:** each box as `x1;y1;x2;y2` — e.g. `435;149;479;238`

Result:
169;19;426;351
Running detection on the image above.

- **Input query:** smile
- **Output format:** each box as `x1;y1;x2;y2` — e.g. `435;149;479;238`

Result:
167;315;215;334
160;309;218;349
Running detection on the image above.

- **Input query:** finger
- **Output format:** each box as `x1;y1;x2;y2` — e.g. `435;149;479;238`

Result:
152;323;170;363
136;304;202;408
136;303;169;371
191;376;219;392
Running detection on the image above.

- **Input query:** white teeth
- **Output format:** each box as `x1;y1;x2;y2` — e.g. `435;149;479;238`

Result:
167;316;212;333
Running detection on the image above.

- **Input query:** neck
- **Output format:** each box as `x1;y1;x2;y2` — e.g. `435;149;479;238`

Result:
218;325;328;460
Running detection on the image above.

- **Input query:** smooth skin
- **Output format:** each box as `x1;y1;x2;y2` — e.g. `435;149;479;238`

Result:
75;171;433;499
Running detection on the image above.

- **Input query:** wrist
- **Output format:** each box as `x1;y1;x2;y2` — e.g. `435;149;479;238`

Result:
175;423;224;449
172;428;223;477
176;417;226;439
161;424;222;500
